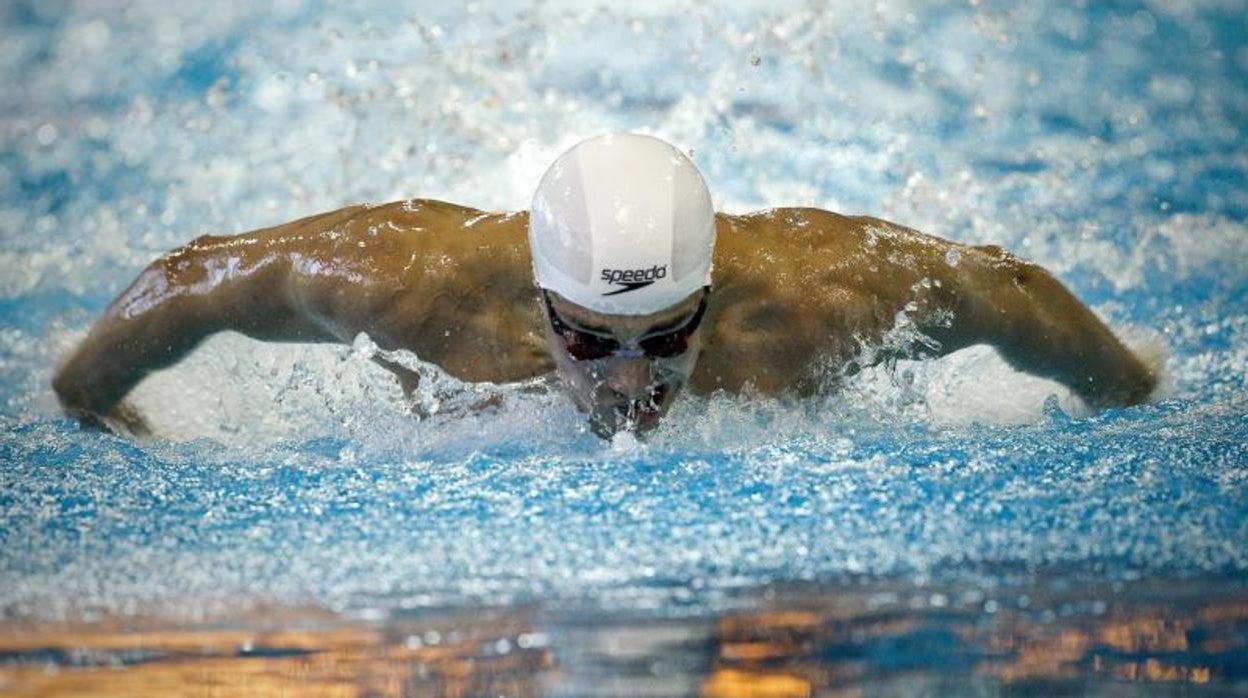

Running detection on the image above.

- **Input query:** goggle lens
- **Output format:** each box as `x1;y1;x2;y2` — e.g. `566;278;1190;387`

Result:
544;291;707;361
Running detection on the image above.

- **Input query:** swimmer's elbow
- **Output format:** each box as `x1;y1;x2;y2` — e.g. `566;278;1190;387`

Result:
956;248;1051;336
972;246;1046;294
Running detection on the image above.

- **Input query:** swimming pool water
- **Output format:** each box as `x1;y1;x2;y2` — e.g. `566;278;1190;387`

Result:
1;0;1246;692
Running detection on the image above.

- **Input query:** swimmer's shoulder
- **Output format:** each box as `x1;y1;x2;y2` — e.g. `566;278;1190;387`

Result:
331;198;524;233
716;206;959;259
263;199;530;289
716;207;877;243
314;198;531;256
713;207;885;266
235;199;515;249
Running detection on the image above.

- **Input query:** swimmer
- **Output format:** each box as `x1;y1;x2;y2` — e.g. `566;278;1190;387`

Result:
52;133;1159;438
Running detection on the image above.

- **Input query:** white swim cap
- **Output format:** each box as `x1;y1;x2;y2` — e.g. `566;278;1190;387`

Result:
529;133;715;315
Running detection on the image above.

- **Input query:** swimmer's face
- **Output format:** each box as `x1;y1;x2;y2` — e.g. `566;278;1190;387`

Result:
541;289;708;439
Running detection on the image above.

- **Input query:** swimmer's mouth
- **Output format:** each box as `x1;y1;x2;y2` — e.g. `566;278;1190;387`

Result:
590;384;672;437
620;400;662;427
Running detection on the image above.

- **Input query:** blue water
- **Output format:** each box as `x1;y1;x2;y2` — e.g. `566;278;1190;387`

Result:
1;0;1246;690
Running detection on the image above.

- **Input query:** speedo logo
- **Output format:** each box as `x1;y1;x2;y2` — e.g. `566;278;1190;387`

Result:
600;265;667;296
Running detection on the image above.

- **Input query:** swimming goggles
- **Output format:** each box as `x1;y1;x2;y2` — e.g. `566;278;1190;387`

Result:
542;289;708;361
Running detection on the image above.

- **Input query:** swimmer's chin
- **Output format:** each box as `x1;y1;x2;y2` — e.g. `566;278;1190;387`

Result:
588;416;659;441
587;404;665;440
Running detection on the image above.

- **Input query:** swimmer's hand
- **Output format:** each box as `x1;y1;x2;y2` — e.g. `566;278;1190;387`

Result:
67;401;152;438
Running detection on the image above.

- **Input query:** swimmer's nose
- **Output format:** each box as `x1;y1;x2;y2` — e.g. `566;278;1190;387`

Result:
603;356;653;399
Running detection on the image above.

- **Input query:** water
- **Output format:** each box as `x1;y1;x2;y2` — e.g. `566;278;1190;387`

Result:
1;0;1246;694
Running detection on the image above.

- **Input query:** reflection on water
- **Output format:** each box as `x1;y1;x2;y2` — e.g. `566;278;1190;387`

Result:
3;576;1244;697
0;606;552;697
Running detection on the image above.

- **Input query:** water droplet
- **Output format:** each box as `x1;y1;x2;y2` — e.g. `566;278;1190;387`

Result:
36;123;58;146
517;632;548;649
945;249;961;267
79;19;111;51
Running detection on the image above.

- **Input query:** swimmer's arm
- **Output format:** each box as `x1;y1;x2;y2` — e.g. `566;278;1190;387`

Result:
948;245;1159;408
825;212;1158;407
51;206;376;424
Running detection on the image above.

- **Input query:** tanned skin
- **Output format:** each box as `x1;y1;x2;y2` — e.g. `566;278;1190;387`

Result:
52;199;1157;434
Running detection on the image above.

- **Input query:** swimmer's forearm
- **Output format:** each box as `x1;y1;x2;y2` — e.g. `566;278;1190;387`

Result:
52;292;213;419
52;249;268;419
53;222;348;420
960;248;1157;407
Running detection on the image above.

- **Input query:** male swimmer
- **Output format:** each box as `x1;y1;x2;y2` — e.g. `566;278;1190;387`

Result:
53;133;1158;438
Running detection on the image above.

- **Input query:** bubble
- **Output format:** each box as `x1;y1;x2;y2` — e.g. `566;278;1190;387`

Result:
516;632;548;649
1131;10;1156;38
85;117;109;139
35;123;58;146
253;75;293;112
80;19;112;51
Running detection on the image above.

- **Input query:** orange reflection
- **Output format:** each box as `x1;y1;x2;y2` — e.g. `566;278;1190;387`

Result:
700;583;1246;692
701;668;812;698
0;608;551;698
0;581;1244;696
